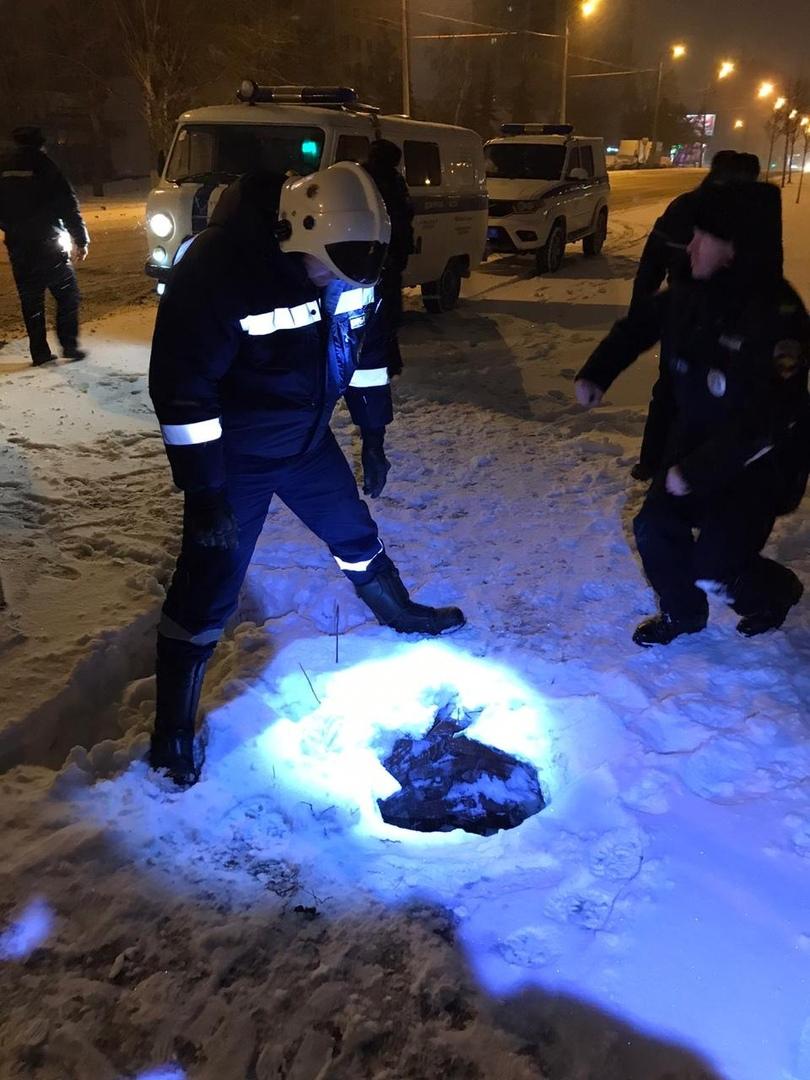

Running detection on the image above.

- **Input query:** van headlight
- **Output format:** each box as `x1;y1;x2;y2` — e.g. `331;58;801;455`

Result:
513;200;543;214
148;212;174;239
151;246;168;265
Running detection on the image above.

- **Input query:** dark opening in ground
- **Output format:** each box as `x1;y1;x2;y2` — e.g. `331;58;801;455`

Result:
377;703;546;837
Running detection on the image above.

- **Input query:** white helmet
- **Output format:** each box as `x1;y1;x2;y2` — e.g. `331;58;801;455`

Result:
278;161;391;286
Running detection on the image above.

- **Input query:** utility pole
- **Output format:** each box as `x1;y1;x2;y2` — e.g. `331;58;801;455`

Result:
401;0;411;116
651;58;664;159
559;13;570;124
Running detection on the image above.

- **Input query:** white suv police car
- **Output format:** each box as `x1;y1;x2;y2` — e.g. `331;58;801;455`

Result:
484;124;610;274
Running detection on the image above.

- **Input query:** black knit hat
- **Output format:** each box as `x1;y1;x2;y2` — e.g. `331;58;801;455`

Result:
693;180;783;282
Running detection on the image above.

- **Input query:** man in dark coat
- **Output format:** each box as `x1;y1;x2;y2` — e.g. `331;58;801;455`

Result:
362;139;415;377
0;126;89;365
148;163;464;788
629;151;762;480
576;181;808;646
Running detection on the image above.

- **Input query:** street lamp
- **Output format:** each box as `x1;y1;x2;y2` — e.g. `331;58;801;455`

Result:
758;80;775;100
718;60;736;80
651;42;687;160
734;118;744;129
560;0;602;124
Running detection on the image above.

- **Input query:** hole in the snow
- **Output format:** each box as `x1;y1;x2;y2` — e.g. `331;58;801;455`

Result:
377;701;546;837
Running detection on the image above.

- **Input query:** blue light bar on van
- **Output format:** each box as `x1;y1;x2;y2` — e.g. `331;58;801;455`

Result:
237;82;359;106
500;123;575;136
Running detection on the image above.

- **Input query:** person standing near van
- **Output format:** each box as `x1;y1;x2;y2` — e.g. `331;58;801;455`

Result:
362;139;414;377
148;164;464;788
0;126;89;366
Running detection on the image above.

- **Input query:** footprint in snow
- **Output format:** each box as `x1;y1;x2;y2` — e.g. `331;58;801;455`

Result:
497;925;563;968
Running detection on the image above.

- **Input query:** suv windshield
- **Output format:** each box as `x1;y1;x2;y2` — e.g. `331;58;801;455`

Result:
485;143;566;181
165;124;325;183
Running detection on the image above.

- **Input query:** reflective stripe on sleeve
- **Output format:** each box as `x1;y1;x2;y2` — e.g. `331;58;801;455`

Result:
335;286;376;315
349;367;389;388
744;445;773;466
240;302;321;336
160;417;222;445
0;170;34;178
333;541;384;572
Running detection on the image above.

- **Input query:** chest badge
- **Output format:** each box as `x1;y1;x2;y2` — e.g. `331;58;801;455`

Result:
707;368;727;397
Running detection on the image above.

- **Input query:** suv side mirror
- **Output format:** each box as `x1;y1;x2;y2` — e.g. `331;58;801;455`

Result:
157;149;166;175
568;167;588;181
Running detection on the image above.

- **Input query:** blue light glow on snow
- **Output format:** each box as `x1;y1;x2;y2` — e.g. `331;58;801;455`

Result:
0;897;54;960
134;1067;186;1080
255;640;552;843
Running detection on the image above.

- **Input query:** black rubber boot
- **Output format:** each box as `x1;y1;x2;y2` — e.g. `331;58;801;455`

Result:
355;564;465;636
736;576;804;637
149;637;209;788
630;462;654;482
632;611;707;647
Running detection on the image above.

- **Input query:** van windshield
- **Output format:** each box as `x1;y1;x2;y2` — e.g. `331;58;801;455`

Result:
165;124;325;183
485;144;566;181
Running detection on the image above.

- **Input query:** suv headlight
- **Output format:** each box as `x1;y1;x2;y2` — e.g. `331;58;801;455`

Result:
148;212;174;239
513;200;543;214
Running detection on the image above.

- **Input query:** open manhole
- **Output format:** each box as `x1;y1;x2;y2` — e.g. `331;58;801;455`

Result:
377;702;546;837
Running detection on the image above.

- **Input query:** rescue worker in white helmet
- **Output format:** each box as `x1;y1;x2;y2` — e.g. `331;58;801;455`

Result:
148;162;465;788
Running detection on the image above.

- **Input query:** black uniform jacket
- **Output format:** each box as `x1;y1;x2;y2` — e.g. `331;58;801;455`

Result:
0;146;88;266
579;277;810;509
149;176;393;493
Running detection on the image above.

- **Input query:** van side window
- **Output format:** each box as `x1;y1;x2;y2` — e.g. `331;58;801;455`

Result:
566;146;581;177
404;141;441;187
579;145;595;178
335;135;371;164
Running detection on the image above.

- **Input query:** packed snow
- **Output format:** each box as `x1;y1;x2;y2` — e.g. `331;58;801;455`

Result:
2;186;810;1080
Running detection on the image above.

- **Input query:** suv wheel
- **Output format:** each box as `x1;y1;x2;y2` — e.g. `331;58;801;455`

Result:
583;207;608;257
536;221;566;275
422;260;463;313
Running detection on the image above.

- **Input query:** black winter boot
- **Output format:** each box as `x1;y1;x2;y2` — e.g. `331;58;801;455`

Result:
149;636;209;788
736;575;804;637
633;611;707;647
355;565;465;636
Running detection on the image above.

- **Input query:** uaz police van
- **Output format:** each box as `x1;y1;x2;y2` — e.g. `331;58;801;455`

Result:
485;124;610;274
145;83;488;313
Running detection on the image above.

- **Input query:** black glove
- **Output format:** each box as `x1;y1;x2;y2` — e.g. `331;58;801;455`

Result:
361;428;390;499
185;487;239;549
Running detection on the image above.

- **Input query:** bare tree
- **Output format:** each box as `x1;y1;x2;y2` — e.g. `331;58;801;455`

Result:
112;0;207;159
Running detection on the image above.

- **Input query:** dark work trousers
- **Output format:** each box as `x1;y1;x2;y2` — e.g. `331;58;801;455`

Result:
638;357;676;475
160;428;386;655
377;268;404;378
633;468;800;620
12;254;80;362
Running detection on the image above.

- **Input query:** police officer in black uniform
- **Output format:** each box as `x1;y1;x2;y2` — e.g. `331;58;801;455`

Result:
629;150;762;480
576;181;809;646
362;139;415;378
0;126;89;365
148;163;464;787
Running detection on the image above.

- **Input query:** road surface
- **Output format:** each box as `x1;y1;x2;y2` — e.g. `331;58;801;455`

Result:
0;169;705;347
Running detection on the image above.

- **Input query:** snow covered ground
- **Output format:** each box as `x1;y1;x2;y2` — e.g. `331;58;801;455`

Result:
2;189;810;1080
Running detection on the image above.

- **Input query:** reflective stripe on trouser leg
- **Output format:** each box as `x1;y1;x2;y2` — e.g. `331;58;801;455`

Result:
48;261;80;351
273;429;384;584
333;540;384;573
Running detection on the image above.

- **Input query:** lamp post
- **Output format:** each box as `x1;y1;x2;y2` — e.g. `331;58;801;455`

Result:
560;0;601;125
652;43;687;161
401;0;411;116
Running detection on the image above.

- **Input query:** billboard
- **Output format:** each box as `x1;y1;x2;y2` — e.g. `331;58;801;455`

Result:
685;114;717;138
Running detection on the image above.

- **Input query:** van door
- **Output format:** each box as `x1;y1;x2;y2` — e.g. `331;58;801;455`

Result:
403;138;445;283
334;133;371;164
